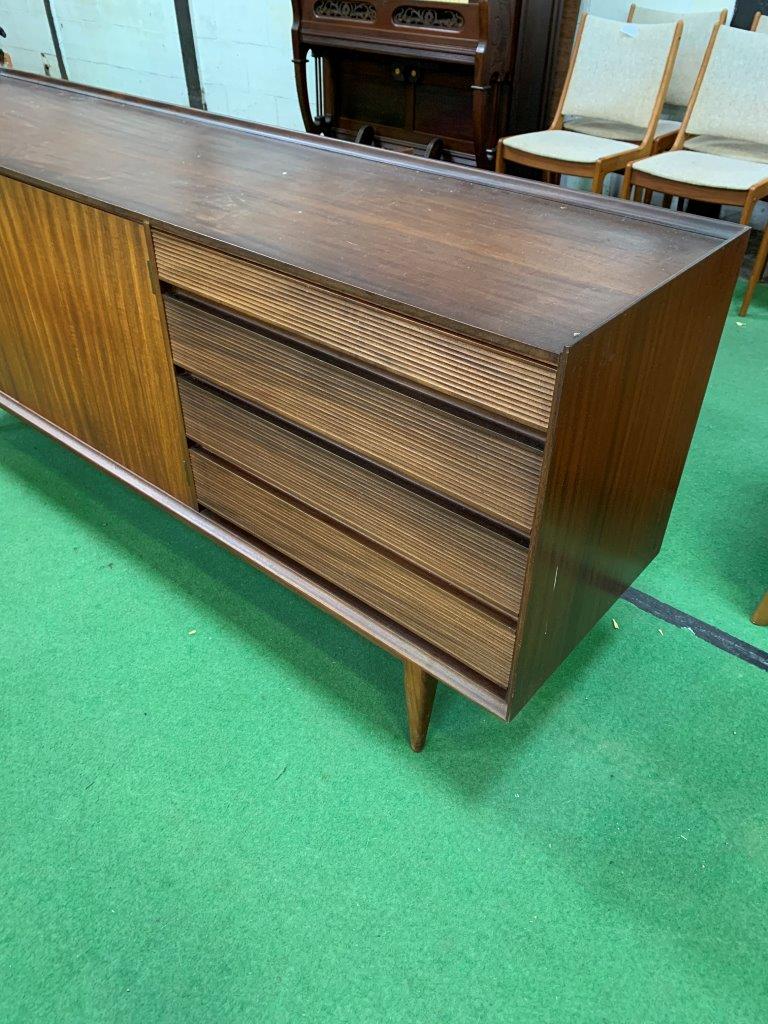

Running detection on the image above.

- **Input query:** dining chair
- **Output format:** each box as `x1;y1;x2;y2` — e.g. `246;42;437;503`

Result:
620;25;768;315
564;6;726;149
495;14;682;194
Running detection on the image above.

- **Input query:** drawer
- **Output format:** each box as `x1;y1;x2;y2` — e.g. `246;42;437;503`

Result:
179;377;528;616
190;449;515;686
166;297;543;533
153;231;556;432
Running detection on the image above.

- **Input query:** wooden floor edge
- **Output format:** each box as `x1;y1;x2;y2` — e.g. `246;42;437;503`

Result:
0;390;509;721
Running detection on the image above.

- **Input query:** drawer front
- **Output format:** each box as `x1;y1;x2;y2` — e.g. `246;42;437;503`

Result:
190;450;516;686
153;231;556;432
167;297;543;533
179;377;528;616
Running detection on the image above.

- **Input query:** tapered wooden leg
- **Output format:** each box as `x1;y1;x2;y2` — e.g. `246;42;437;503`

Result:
403;661;437;752
740;225;768;316
662;193;672;208
752;592;768;626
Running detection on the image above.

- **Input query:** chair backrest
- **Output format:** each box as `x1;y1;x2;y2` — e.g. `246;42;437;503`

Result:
686;26;768;145
561;15;681;130
752;12;768;33
628;6;727;107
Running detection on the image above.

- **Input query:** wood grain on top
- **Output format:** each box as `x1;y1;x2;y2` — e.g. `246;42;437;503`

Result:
0;72;743;356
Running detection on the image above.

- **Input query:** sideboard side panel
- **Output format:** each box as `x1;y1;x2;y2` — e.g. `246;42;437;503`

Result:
0;175;194;505
508;237;745;718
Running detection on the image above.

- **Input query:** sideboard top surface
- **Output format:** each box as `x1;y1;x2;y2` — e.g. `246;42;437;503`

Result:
0;72;744;357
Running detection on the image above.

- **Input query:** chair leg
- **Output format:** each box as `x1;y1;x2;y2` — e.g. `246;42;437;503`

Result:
632;187;645;203
494;144;506;174
643;189;653;204
591;172;606;194
740;223;768;316
662;193;672;209
403;661;437;752
619;172;634;200
752;592;768;626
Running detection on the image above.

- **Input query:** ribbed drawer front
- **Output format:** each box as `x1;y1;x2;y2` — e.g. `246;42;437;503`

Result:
191;450;515;686
153;231;556;432
167;297;543;533
179;377;528;616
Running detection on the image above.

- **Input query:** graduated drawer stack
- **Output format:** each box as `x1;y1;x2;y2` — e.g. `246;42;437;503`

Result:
153;231;557;693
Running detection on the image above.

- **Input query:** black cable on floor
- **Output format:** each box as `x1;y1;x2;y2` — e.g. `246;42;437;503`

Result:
622;587;768;672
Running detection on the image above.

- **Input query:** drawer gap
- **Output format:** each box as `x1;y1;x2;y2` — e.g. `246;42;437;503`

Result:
191;446;516;684
167;294;542;534
176;368;532;547
188;441;519;628
198;503;512;707
166;287;547;450
153;230;557;435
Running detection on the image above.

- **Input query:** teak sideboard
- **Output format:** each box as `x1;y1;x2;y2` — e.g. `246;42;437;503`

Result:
0;71;746;750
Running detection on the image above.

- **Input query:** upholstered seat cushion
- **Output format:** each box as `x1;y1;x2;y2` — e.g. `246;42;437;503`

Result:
631;149;768;190
684;134;768;164
565;116;680;143
501;130;632;164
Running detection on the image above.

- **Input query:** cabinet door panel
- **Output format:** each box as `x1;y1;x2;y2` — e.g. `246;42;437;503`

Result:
0;176;193;504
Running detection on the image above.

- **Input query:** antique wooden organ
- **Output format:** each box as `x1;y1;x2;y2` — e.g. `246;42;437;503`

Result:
290;0;519;167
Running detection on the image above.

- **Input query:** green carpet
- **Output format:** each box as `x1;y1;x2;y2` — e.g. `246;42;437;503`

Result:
636;279;768;649
1;277;767;1021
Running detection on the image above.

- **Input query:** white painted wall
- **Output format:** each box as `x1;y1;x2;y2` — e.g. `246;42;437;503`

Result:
52;0;188;103
0;0;56;74
581;0;735;21
53;0;187;103
0;0;301;129
190;0;302;129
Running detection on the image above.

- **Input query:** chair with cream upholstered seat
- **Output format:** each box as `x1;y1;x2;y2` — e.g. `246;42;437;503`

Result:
495;14;682;194
565;6;726;149
621;25;768;315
